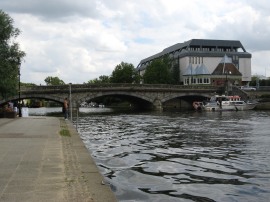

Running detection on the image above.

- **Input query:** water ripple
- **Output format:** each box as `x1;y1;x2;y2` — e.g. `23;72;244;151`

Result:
78;111;270;202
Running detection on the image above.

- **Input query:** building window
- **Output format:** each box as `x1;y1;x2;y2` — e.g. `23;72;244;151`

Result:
204;78;209;84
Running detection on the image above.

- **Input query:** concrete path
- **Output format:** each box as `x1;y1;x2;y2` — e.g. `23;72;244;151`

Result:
0;117;117;202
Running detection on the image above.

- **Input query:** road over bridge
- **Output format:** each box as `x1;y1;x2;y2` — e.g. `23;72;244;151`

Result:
1;84;219;111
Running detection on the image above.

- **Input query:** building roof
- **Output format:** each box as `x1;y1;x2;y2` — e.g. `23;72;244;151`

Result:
212;55;242;76
220;54;232;64
137;39;251;70
183;63;194;75
183;63;210;76
163;39;246;54
197;63;210;75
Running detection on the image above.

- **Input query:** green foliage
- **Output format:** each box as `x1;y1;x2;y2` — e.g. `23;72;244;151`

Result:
110;62;140;83
260;94;270;98
86;62;140;84
60;120;71;137
249;76;257;86
169;55;181;84
44;76;65;85
0;10;26;99
21;82;37;87
87;75;110;84
98;75;111;83
250;76;270;86
87;78;99;84
143;57;173;84
171;63;180;84
60;128;71;137
260;79;270;86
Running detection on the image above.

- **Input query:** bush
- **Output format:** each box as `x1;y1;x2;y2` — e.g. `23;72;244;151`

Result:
260;94;270;98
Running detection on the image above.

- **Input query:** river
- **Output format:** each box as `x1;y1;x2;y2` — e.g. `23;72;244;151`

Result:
29;108;270;202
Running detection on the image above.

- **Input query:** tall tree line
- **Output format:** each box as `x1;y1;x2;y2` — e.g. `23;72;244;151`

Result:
0;10;25;99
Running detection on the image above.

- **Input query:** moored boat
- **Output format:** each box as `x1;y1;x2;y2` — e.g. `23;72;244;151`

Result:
197;95;257;111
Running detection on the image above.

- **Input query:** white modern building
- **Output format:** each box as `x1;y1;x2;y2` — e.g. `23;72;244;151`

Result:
137;39;252;85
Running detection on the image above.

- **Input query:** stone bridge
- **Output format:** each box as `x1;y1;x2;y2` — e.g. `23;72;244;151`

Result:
0;84;219;111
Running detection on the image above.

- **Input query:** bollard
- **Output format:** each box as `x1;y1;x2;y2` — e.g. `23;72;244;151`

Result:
76;108;79;131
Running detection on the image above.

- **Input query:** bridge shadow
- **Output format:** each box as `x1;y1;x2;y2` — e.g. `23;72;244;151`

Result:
0;95;63;108
163;95;209;111
84;94;154;111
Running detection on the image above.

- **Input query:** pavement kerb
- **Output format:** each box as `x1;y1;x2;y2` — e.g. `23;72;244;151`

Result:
60;118;118;202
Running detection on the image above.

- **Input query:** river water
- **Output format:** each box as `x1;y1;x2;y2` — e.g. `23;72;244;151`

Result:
29;108;270;202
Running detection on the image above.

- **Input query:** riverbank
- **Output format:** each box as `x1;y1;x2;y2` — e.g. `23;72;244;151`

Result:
255;99;270;110
0;117;117;202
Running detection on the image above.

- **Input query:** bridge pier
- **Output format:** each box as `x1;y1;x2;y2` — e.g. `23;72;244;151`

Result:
153;99;163;112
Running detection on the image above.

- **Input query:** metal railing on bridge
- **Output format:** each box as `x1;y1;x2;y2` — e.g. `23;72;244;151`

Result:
21;83;218;92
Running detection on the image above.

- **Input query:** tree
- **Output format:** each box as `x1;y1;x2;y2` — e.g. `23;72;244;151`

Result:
143;57;172;84
44;76;65;85
250;76;270;86
87;75;111;84
98;75;111;83
110;62;140;83
0;10;26;99
21;82;37;87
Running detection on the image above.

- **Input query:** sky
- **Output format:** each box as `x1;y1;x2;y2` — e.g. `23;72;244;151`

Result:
1;0;270;84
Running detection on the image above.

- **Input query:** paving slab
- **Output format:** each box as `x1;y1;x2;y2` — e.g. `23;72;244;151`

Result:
0;117;117;202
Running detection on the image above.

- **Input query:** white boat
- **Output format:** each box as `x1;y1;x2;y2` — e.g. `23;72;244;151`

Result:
201;95;257;111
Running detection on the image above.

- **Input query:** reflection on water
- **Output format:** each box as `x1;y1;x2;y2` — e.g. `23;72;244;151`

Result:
28;107;62;116
28;107;113;116
78;111;270;202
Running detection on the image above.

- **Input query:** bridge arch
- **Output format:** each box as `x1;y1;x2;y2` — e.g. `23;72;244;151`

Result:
0;94;65;106
78;91;154;103
161;92;211;103
77;91;155;109
160;93;212;111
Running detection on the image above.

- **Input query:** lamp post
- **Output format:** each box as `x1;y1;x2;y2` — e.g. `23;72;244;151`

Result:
69;83;72;121
225;71;231;95
18;64;22;117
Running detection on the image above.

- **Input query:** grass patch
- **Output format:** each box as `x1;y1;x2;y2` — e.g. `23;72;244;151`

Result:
59;119;71;137
60;128;71;136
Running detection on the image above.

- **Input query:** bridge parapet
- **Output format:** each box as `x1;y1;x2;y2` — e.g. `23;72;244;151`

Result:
21;84;218;93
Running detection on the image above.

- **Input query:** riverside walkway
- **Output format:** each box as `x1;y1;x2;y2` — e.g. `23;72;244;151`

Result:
0;117;117;202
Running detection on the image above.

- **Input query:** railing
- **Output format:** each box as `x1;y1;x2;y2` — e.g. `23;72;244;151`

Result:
21;83;218;91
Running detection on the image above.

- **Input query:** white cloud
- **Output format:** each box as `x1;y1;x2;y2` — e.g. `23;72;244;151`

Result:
252;51;270;77
2;0;270;84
